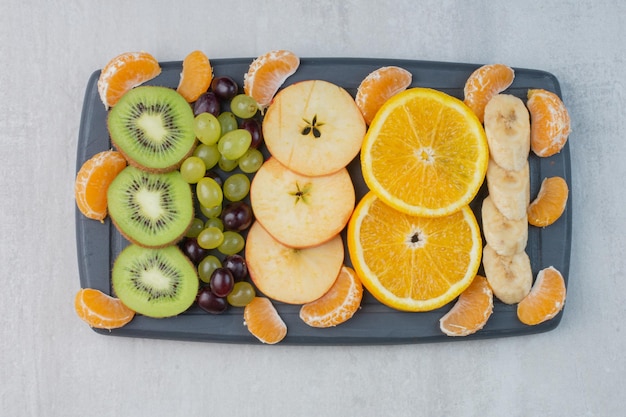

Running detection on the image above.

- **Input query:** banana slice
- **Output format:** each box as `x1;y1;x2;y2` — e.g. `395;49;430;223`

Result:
481;196;528;256
482;245;532;304
484;94;530;171
486;158;530;220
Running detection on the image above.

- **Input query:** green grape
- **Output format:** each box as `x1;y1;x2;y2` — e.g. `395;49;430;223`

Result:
197;227;224;250
200;204;222;218
218;129;252;160
205;217;224;231
238;148;264;173
223;173;251;202
230;94;258;119
218;231;245;255
194;112;222;145
193;143;221;170
198;255;222;283
218;154;239;172
218;112;238;135
185;217;205;238
179;156;206;184
226;281;256;307
196;177;223;208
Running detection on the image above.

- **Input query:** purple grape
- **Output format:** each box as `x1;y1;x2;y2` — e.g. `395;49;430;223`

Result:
211;76;239;101
179;237;210;264
197;287;228;314
209;267;235;297
221;201;253;231
222;254;248;281
204;170;223;187
240;118;264;149
193;92;221;117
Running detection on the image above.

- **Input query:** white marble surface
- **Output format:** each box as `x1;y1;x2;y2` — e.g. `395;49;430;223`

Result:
1;1;624;415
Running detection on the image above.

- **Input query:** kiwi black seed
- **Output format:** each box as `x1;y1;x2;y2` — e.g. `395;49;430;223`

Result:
107;166;194;248
112;244;199;318
108;86;196;173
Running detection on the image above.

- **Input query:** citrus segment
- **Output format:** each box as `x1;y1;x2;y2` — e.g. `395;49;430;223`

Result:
243;297;287;344
527;89;571;157
355;66;412;125
176;50;213;102
243;50;300;111
97;51;161;109
361;87;489;217
439;275;493;336
517;266;566;325
527;176;569;227
463;63;515;123
75;288;135;329
75;150;127;222
299;266;364;328
347;192;483;312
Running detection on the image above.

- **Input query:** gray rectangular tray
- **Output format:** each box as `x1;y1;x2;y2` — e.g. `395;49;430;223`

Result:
76;57;572;344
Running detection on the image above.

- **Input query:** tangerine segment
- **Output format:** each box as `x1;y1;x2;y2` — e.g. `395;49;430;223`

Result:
243;50;300;111
527;176;569;227
355;66;412;125
348;192;483;312
439;275;493;336
463;64;515;123
74;150;127;222
244;297;287;344
517;266;566;325
527;89;571;157
97;51;161;109
361;87;489;217
299;266;364;328
75;288;135;330
177;50;213;102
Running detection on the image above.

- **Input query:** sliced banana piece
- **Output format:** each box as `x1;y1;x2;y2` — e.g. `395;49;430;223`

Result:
484;94;530;171
482;245;532;304
481;196;528;256
486;158;530;220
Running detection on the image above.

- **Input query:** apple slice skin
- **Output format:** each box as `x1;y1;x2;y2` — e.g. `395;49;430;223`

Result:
263;79;366;177
250;157;355;249
245;221;345;305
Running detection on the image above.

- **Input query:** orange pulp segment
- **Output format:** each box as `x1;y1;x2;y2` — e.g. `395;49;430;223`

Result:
243;297;287;344
243;50;300;111
177;50;213;102
75;288;135;329
463;64;515;123
517;266;566;325
355;66;412;125
527;88;572;157
439;275;493;336
527;176;569;227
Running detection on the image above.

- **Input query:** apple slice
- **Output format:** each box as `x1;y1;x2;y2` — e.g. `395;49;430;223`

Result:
245;221;344;304
262;79;366;176
250;157;355;248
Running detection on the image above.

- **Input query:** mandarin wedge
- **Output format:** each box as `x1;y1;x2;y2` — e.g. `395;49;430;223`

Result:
463;63;515;123
299;266;363;328
355;66;412;125
244;297;287;344
527;176;569;227
439;275;494;337
177;50;213;102
243;50;300;111
517;266;566;325
75;288;135;330
75;150;127;222
527;89;571;157
97;51;161;109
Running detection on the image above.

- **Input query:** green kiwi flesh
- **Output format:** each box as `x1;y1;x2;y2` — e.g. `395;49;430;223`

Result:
107;166;193;248
108;86;196;172
112;244;199;318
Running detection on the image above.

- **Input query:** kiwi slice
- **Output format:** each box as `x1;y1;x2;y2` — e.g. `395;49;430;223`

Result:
108;86;196;172
112;244;199;318
107;166;194;248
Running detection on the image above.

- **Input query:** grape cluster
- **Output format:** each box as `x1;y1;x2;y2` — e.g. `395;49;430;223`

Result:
178;76;262;314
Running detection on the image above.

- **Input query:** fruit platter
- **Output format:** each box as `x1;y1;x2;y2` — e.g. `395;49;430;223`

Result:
75;51;572;344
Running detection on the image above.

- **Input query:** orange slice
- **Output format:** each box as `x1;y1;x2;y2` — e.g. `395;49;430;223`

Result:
439;275;493;336
355;66;412;125
299;266;363;328
75;150;127;222
527;89;571;157
75;288;135;329
243;297;287;344
176;50;213;102
243;50;300;111
463;64;515;123
527;176;569;227
517;266;566;325
347;192;483;312
361;87;489;217
97;51;161;109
